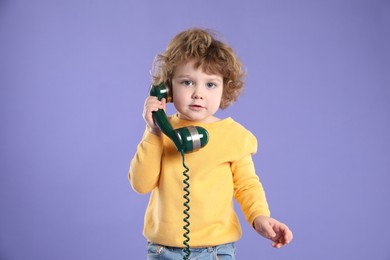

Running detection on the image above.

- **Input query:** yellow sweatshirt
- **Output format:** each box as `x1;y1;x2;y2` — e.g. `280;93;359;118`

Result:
129;114;270;247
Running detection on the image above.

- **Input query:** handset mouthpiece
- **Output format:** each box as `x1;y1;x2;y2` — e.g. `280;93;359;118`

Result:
175;126;209;153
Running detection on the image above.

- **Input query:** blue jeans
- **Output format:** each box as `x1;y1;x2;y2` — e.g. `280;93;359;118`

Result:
147;242;236;260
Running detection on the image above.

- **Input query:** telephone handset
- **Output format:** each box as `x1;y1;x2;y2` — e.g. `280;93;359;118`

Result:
149;83;209;153
149;83;209;259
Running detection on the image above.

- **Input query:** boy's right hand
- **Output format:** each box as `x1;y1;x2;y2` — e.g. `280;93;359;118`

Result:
143;96;166;136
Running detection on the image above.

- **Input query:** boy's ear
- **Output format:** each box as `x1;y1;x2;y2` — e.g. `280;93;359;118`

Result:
219;83;228;109
219;101;226;110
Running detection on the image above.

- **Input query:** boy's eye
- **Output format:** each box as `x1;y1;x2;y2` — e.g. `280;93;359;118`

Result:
206;82;216;88
182;80;193;86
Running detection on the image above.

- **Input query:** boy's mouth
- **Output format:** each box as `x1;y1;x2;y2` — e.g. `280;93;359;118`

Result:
189;104;204;110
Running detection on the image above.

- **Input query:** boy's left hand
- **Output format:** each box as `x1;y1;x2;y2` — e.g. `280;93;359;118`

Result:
253;215;293;248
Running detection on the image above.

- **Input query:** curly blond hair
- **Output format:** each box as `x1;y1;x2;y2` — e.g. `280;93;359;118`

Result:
151;28;245;109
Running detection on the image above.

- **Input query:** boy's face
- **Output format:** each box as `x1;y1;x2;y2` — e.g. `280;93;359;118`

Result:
171;60;223;123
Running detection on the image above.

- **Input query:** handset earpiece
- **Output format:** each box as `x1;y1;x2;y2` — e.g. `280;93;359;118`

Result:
149;83;209;153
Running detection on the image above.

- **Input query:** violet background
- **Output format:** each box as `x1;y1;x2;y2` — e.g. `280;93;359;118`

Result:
1;0;389;259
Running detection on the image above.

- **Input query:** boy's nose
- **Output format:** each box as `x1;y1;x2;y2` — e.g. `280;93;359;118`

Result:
192;87;203;99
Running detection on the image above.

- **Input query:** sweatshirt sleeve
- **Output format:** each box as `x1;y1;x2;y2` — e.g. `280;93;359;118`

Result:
231;132;271;226
128;128;163;194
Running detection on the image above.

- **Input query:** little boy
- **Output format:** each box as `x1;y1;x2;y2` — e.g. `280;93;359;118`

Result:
129;28;293;259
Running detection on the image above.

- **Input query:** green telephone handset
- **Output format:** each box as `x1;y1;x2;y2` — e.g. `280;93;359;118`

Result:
149;83;209;259
149;83;209;153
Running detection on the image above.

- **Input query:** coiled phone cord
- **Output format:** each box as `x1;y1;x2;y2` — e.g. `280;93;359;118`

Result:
180;150;191;260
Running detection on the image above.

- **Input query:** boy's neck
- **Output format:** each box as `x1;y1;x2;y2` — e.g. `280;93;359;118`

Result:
177;113;220;123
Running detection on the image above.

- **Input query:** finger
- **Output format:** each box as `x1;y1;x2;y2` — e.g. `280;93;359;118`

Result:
143;98;163;130
272;236;286;248
161;97;167;109
283;227;293;244
276;223;292;244
144;98;163;114
273;242;283;249
272;234;292;248
145;96;163;108
144;96;157;106
262;223;277;239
